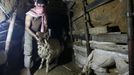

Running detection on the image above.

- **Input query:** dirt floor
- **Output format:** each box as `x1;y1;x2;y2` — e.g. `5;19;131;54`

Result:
34;62;81;75
33;61;118;75
20;61;119;75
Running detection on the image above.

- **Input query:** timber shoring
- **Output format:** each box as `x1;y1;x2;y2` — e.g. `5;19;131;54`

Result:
127;0;134;75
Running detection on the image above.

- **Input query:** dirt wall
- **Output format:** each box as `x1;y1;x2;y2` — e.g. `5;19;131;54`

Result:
72;0;127;33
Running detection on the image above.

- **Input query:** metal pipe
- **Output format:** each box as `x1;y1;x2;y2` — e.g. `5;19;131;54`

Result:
127;0;134;75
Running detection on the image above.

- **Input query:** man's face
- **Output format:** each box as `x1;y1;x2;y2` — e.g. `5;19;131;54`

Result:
36;3;44;7
35;3;45;13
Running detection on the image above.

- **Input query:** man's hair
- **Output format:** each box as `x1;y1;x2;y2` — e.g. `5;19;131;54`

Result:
35;0;47;5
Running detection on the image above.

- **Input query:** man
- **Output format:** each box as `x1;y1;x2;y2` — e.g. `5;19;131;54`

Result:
23;0;47;74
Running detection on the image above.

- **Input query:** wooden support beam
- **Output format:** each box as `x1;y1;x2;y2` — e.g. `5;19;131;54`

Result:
5;10;17;53
127;0;134;74
82;0;92;55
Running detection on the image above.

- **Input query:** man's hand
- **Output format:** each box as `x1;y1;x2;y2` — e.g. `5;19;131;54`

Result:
48;29;51;38
36;31;50;40
36;32;46;42
35;35;40;41
36;32;44;38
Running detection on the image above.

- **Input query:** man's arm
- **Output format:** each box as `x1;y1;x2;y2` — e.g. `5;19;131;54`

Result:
44;14;51;38
25;15;39;41
44;14;48;32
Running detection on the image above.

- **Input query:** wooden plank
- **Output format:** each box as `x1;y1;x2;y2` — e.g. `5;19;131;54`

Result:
89;26;107;35
90;41;128;54
89;26;120;35
91;34;127;43
73;45;88;57
86;0;112;12
73;34;86;40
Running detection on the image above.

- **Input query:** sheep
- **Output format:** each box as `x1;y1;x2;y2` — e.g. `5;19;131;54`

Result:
37;38;62;73
79;49;128;75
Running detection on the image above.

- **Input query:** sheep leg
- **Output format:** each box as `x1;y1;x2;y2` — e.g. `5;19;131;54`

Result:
46;54;51;73
38;58;45;70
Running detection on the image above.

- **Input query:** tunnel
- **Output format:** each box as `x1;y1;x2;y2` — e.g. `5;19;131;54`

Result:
0;0;133;75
